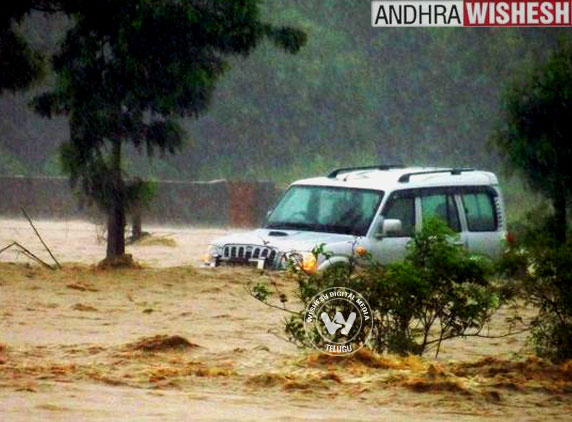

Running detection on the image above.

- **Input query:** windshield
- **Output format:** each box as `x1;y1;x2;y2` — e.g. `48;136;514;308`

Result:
266;185;384;236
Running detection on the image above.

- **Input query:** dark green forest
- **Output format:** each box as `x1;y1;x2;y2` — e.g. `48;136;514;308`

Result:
0;1;565;205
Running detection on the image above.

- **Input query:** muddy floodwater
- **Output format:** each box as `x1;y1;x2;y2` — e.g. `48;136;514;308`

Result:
1;219;571;421
0;218;233;267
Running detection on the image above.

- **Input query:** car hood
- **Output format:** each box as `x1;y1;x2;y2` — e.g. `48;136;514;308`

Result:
211;229;356;252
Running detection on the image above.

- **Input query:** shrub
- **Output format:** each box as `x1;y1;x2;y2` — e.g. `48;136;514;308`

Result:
522;246;572;362
498;208;572;363
251;218;502;357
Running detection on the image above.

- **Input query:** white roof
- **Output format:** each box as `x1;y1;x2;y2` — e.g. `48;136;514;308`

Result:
292;167;499;191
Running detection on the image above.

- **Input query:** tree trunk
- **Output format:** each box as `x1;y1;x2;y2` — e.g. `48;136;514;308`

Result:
553;194;567;245
106;141;126;259
107;202;126;258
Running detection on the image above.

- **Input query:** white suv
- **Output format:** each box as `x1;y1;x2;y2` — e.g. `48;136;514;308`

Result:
203;166;507;271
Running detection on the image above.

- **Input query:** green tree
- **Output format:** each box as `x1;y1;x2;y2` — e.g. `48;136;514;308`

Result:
34;0;305;260
0;1;47;94
494;38;572;244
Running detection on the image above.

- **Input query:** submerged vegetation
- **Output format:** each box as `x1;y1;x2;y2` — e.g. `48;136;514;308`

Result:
252;219;507;357
254;215;572;362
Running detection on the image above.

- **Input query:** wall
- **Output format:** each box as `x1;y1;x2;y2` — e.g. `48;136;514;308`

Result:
0;176;280;227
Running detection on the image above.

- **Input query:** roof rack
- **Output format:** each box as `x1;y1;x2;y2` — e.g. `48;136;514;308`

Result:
398;168;474;183
327;164;405;179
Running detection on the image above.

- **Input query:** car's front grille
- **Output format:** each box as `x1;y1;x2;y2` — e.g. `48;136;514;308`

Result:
221;244;279;268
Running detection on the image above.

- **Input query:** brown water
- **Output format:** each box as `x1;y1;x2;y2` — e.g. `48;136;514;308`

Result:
0;219;571;421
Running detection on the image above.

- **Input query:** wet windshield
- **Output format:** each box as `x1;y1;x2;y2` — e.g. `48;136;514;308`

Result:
266;185;384;236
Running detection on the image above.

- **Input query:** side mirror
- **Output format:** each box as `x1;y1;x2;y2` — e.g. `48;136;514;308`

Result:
376;218;402;238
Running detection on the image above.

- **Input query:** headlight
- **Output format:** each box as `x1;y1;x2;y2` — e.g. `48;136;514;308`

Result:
202;245;221;264
302;252;317;273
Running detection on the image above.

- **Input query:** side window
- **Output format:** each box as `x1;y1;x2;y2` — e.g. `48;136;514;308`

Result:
462;192;497;231
383;194;415;237
421;194;461;232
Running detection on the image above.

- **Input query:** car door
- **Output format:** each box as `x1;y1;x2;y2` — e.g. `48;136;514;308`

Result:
459;190;502;257
418;190;466;248
369;191;417;264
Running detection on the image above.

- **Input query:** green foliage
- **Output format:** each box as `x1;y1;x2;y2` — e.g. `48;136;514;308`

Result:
254;219;501;357
31;0;305;257
182;24;562;183
1;6;568;208
507;202;572;251
252;282;272;302
0;1;45;94
498;219;572;362
378;218;498;356
494;37;572;243
502;175;543;230
37;0;305;194
519;246;572;363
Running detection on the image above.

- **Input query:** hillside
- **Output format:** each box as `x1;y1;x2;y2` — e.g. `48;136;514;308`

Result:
0;1;566;186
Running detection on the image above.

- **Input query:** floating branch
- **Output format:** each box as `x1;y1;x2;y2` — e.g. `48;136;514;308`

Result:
21;208;62;269
0;241;55;270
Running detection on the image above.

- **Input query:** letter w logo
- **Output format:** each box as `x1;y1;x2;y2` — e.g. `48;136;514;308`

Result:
320;311;356;335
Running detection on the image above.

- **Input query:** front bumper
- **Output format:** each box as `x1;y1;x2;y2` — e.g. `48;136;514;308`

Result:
208;244;283;270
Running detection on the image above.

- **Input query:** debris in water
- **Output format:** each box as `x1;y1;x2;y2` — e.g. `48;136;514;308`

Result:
133;235;177;247
126;335;199;352
66;283;98;292
72;303;98;312
245;373;287;387
306;348;425;371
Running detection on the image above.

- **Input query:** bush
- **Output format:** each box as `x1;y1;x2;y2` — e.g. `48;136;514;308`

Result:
498;209;572;363
251;218;502;357
507;202;571;251
521;246;572;362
